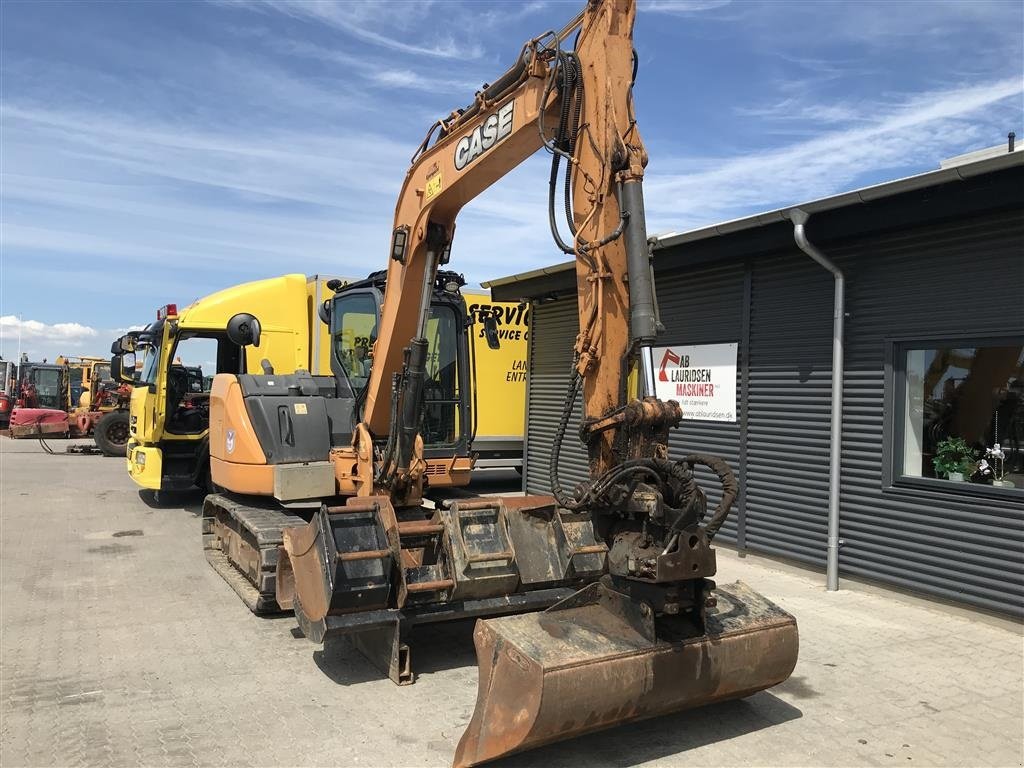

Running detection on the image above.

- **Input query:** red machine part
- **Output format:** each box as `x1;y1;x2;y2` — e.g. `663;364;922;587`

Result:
9;407;70;437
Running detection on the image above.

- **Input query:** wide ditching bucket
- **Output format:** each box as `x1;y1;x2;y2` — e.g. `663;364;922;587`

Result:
454;580;798;767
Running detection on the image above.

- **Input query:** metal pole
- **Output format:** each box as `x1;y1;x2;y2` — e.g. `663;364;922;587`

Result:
790;209;844;592
640;346;655;396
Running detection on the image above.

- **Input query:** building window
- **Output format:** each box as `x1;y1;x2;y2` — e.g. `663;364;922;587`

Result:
896;339;1023;491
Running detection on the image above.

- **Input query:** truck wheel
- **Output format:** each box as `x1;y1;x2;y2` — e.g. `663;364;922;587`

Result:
94;411;131;457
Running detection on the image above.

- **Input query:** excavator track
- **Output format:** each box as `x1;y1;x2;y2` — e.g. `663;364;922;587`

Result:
202;493;307;615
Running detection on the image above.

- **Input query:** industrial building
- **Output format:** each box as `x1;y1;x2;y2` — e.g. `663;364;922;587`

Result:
485;146;1023;616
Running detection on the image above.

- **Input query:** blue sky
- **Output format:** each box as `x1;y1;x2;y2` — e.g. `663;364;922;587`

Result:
2;0;1021;361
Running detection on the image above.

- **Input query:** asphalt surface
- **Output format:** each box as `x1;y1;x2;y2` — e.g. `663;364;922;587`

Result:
1;435;1022;767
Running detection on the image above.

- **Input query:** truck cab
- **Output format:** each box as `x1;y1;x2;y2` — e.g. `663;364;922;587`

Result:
114;274;336;493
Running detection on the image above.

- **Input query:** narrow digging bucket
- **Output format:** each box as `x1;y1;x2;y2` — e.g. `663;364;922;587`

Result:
454;580;798;768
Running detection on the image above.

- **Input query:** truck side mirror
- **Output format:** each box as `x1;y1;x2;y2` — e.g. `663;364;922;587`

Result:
111;353;136;384
482;316;500;350
318;299;332;326
226;313;262;348
113;335;137;354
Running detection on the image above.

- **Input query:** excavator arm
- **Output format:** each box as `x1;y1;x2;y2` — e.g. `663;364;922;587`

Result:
365;2;660;504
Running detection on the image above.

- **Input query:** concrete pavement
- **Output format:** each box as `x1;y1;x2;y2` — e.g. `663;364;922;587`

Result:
1;436;1021;767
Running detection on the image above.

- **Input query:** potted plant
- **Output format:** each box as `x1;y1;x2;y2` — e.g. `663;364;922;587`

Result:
932;437;976;482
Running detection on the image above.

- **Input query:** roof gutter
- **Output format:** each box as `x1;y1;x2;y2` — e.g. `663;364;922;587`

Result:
789;208;844;592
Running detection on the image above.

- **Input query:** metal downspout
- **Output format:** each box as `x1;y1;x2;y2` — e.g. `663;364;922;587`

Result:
789;208;844;591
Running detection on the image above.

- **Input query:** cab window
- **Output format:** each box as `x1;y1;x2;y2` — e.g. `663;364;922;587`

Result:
422;305;462;446
332;293;377;396
33;369;63;409
139;344;160;386
164;334;241;435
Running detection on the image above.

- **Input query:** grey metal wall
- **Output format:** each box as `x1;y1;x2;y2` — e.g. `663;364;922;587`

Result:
524;262;746;544
831;209;1024;615
656;263;746;543
743;253;834;564
524;298;588;497
522;207;1024;616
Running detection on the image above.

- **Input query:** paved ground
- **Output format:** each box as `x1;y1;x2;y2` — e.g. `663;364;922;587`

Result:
1;436;1022;768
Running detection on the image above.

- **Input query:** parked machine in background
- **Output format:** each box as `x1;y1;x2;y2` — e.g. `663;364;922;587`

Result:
65;356;133;455
201;3;796;766
6;356;131;455
1;359;21;430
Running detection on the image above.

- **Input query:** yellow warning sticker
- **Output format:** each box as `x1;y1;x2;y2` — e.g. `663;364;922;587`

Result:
425;173;442;201
294;403;308;415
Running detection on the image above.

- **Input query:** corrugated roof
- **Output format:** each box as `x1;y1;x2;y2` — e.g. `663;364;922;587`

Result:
482;147;1022;289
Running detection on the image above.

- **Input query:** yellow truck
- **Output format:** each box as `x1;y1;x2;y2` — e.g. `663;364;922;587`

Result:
113;273;526;495
462;292;529;470
113;275;337;493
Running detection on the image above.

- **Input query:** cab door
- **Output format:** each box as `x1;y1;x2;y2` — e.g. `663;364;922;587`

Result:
129;322;173;444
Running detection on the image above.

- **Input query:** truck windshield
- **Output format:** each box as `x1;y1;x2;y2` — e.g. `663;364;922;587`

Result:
139;344;160;386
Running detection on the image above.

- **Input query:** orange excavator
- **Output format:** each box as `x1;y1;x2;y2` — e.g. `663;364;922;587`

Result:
204;1;798;764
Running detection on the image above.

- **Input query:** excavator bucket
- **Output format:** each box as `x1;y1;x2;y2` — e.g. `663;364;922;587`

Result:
454;580;798;768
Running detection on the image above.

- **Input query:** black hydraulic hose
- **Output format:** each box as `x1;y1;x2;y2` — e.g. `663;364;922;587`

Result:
587;461;664;503
562;54;582;237
376;371;403;486
549;371;583;508
684;453;738;542
547;168;574;254
546;53;577;256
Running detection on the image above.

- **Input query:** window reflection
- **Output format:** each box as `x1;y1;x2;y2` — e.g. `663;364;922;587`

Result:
901;343;1024;488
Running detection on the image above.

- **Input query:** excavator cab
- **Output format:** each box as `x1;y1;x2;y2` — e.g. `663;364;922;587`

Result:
207;269;475;505
325;270;473;459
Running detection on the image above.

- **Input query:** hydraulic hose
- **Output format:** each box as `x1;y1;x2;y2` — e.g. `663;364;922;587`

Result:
546;52;581;256
684;453;738;542
562;55;582;237
549;371;583;509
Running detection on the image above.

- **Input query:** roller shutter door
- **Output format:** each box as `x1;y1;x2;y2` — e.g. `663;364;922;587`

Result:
524;298;588;496
743;252;834;565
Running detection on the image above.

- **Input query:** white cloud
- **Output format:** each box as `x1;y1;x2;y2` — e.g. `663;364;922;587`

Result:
1;103;411;206
235;31;482;96
642;1;732;13
644;77;1022;231
0;316;99;343
240;0;483;59
3;77;1019;289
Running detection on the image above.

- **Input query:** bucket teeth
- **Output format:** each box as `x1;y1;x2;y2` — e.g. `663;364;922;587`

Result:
453;580;798;768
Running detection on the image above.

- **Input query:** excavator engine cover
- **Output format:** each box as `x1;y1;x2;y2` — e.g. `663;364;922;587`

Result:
454;580;798;767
